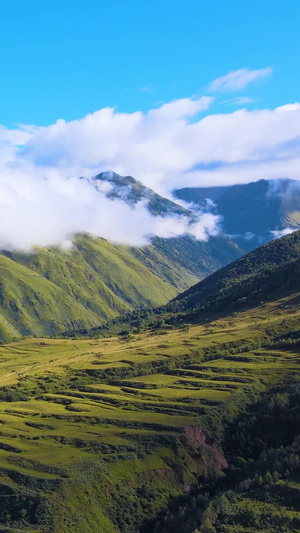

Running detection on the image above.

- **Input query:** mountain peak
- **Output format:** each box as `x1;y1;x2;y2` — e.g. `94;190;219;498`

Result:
93;171;189;217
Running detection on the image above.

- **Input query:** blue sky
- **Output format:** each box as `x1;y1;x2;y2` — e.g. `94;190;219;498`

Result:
1;0;300;252
0;0;299;126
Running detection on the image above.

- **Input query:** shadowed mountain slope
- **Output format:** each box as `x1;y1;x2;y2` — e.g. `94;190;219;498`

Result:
174;178;300;251
168;228;300;316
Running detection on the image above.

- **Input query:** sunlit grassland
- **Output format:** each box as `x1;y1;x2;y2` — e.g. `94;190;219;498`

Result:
0;292;298;531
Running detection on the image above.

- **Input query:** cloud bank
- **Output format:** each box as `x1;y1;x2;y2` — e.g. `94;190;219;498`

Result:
1;84;300;251
0;167;220;251
17;97;300;193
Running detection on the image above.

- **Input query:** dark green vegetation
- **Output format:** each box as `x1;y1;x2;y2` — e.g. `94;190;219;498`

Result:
0;173;243;344
174;178;300;250
153;378;300;533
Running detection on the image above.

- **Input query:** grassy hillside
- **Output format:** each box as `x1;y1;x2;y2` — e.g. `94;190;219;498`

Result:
9;235;180;312
0;229;242;344
0;286;298;531
0;253;102;341
0;240;179;345
0;235;196;344
168;228;300;316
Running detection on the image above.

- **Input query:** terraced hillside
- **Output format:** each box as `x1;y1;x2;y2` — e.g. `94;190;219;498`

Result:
0;286;298;532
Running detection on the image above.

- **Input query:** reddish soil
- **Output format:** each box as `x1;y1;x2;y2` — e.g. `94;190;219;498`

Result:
185;425;228;471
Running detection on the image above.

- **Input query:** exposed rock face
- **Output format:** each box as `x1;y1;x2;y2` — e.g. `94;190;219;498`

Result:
185;425;228;471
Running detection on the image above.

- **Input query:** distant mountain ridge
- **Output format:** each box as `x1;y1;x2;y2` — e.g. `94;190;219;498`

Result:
174;178;300;250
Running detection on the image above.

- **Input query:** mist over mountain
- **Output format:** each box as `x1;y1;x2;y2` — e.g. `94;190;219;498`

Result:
3;170;300;343
174;178;300;250
0;182;242;343
0;167;222;252
2;97;300;255
94;171;190;216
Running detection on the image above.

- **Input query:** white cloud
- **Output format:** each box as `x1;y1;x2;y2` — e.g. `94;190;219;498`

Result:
0;126;31;146
209;67;272;92
19;97;300;194
222;96;255;106
149;96;213;119
0;94;300;250
0;163;221;251
270;228;296;239
0;99;220;251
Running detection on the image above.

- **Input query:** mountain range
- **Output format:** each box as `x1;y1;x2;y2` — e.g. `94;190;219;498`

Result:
174;177;300;250
0;172;299;344
168;226;300;316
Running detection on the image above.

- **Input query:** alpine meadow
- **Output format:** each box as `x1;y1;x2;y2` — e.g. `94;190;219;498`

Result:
0;2;300;532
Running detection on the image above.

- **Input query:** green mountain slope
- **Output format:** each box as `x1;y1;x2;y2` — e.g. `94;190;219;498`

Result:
0;231;241;344
91;228;300;339
0;253;102;342
0;221;299;530
168;228;300;316
0;235;186;343
9;235;179;309
0;231;232;343
151;234;242;278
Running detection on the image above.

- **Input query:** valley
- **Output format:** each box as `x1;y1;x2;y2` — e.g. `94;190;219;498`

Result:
2;4;300;531
0;205;299;532
0;284;298;531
